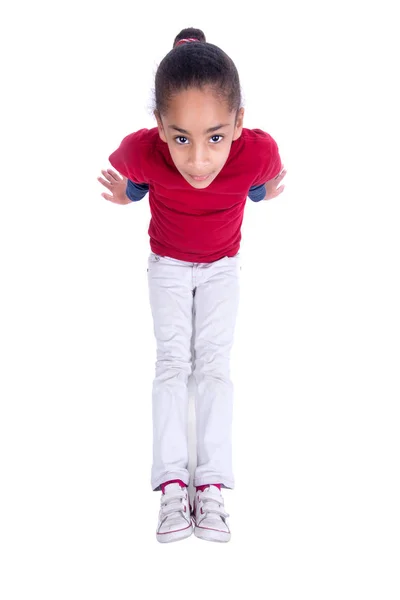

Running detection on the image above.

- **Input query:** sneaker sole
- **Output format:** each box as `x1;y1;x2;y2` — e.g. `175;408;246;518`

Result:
194;525;231;543
156;523;193;543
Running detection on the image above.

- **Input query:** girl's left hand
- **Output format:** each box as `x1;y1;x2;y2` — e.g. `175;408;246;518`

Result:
264;166;287;200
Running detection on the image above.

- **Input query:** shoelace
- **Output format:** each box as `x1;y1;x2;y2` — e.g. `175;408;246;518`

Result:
197;490;229;519
160;488;188;519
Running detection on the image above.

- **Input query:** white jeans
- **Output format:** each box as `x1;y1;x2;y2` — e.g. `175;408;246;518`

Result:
147;252;241;491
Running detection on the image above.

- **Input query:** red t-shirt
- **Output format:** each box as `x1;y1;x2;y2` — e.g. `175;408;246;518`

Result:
109;127;282;263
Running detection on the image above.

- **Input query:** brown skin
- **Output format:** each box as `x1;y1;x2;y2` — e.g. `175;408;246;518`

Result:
98;85;286;202
266;167;286;199
154;86;244;189
97;169;130;204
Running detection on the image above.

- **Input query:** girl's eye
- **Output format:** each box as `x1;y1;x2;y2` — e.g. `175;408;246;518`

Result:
174;135;224;145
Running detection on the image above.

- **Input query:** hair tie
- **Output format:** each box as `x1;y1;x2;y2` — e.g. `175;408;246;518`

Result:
175;38;200;47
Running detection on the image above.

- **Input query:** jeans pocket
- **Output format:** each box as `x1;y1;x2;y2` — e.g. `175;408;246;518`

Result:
147;253;162;272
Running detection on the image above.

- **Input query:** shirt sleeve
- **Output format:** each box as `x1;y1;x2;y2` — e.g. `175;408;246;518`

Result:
108;129;148;184
126;179;149;202
251;131;282;188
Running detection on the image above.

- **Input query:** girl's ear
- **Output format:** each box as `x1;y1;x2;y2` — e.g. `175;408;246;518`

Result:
154;110;167;143
233;107;244;141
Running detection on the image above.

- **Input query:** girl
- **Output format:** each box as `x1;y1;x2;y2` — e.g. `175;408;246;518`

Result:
98;27;286;544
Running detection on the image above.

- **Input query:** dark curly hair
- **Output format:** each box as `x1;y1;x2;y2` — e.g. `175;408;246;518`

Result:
154;28;242;118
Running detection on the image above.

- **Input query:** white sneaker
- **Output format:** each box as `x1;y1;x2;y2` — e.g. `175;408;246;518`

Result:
193;485;231;543
156;483;193;543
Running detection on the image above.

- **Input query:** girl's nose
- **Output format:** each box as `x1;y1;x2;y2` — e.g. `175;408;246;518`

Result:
187;144;211;170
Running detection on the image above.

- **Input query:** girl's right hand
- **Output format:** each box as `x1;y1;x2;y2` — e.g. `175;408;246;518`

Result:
97;169;131;205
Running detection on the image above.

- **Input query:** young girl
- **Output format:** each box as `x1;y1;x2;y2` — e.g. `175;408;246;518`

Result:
98;27;286;544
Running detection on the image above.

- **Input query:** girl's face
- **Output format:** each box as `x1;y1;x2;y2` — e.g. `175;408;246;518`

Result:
155;87;244;189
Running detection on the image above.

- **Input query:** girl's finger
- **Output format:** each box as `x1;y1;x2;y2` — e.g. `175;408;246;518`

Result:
101;170;115;182
271;187;284;198
107;169;122;182
101;193;113;201
100;169;118;182
98;177;112;190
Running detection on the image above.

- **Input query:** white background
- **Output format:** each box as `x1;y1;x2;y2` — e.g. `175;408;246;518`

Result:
1;0;399;597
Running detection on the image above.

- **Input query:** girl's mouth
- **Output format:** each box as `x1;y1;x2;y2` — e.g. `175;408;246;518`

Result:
190;174;211;182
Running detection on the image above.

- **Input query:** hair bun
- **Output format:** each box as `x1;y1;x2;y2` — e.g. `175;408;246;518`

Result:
173;28;206;48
